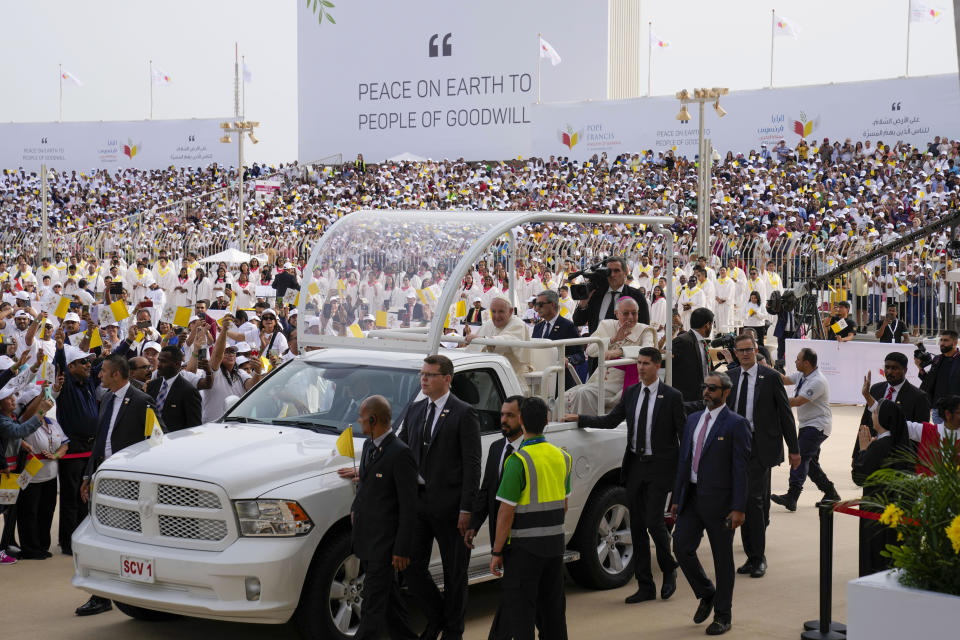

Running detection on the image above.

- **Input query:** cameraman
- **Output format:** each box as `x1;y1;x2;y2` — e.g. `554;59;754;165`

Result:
823;302;856;342
875;302;907;344
917;330;960;424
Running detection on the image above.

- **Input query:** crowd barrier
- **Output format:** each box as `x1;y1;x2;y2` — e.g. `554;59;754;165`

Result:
783;338;922;405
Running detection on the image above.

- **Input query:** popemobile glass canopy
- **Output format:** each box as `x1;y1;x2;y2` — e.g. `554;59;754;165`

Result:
296;210;675;354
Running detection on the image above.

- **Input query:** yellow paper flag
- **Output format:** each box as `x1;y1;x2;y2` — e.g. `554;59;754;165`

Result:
444;314;451;329
260;355;272;372
375;310;388;328
24;457;44;477
335;426;355;458
347;323;364;338
54;296;72;319
455;300;467;318
830;322;844;334
109;300;130;321
89;328;102;349
173;306;192;328
559;306;569;318
899;284;908;294
0;474;19;490
307;281;321;297
144;407;160;438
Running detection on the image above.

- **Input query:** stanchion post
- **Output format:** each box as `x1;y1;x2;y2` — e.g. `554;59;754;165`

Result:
801;501;846;639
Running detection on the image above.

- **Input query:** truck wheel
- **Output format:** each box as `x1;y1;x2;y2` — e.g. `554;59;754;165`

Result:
567;484;635;590
113;601;180;621
296;530;363;639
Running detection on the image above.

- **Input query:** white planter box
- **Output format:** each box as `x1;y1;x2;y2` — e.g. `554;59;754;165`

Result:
847;569;960;640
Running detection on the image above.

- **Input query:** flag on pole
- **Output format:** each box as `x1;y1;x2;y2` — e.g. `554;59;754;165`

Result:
61;70;83;87
151;67;172;85
334;426;355;458
649;30;671;49
243;61;253;83
773;13;800;38
539;37;562;66
145;407;164;444
910;1;945;22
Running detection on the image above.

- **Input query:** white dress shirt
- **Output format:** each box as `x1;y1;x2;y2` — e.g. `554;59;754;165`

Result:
633;379;659;455
690;405;723;483
104;382;131;458
735;364;758;429
597;288;624;322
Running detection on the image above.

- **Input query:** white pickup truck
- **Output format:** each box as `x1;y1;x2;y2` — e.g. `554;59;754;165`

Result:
72;210;677;639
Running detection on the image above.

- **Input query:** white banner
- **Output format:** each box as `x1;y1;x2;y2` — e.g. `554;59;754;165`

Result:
0;118;235;171
784;339;922;405
532;74;960;160
297;0;608;162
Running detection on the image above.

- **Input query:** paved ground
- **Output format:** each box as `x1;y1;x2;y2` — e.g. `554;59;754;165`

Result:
4;405;867;639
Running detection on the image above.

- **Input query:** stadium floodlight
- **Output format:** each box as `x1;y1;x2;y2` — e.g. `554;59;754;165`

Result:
676;105;691;121
220;134;232;144
248;133;258;144
713;101;726;117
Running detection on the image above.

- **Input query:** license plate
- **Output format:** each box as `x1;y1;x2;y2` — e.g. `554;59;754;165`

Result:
120;555;155;583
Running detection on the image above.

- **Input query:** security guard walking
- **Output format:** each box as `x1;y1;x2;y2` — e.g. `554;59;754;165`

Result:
489;397;572;640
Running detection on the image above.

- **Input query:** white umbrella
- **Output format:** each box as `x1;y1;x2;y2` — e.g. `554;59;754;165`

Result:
200;247;254;264
386;152;427;163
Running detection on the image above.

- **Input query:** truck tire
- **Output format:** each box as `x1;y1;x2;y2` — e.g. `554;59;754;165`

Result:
295;530;363;639
113;601;180;621
567;484;635;590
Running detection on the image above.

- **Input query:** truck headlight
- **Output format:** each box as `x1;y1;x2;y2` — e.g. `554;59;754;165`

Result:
234;500;314;537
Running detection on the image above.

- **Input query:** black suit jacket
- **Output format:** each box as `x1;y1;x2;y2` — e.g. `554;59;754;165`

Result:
858;380;930;429
470;437;511;543
726;364;798;468
918;352;960;401
672;330;709;402
399;394;482;516
672;406;752;514
146;374;203;432
351;432;418;562
85;385;160;477
533;314;586;387
465;306;485;325
579;382;685;484
271;271;300;298
572;282;649;335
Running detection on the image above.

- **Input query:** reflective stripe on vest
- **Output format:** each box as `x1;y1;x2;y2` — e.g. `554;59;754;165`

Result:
510;442;571;544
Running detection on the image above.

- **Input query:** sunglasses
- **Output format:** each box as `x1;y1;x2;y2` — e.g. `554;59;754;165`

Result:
700;383;727;392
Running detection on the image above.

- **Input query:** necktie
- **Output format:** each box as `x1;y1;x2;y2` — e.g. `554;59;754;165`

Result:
501;442;514;479
692;412;711;475
100;393;116;457
420;402;436;463
885;385;894;400
361;441;374;474
605;290;619;319
636;388;650;455
156;379;170;410
737;371;750;419
794;376;804;397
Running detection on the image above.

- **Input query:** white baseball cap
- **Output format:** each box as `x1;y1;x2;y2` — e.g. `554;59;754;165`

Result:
142;341;162;353
63;312;81;323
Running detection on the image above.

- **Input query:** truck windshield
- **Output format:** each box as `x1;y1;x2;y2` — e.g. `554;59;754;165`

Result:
223;361;421;434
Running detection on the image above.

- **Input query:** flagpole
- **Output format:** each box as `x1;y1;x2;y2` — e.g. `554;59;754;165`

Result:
647;22;653;96
537;32;542;104
769;9;775;88
905;0;911;77
149;60;154;119
58;63;62;121
242;55;246;119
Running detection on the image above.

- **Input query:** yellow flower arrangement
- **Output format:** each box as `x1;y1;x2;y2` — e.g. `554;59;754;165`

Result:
946;515;960;555
879;504;904;528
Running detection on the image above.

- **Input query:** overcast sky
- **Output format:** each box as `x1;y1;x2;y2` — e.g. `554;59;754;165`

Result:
1;0;956;164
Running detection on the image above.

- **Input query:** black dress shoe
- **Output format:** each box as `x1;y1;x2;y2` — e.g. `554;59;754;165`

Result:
750;560;767;578
419;622;441;640
661;569;677;600
736;561;754;575
625;588;657;604
771;493;798;511
693;595;714;624
706;619;732;635
75;596;112;616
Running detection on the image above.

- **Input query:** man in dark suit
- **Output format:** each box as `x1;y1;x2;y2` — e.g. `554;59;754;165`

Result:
672;308;715;403
465;297;485;326
351;395;418;640
855;353;930;461
725;333;799;579
917;330;960;423
77;354;162;616
464;395;525;550
398;354;481;640
572;258;650;375
146;346;203;432
567;347;685;604
671;372;752;636
533;290;586;387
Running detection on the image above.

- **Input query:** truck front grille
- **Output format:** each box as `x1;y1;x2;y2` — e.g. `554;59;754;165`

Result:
158;515;228;541
95;504;142;532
